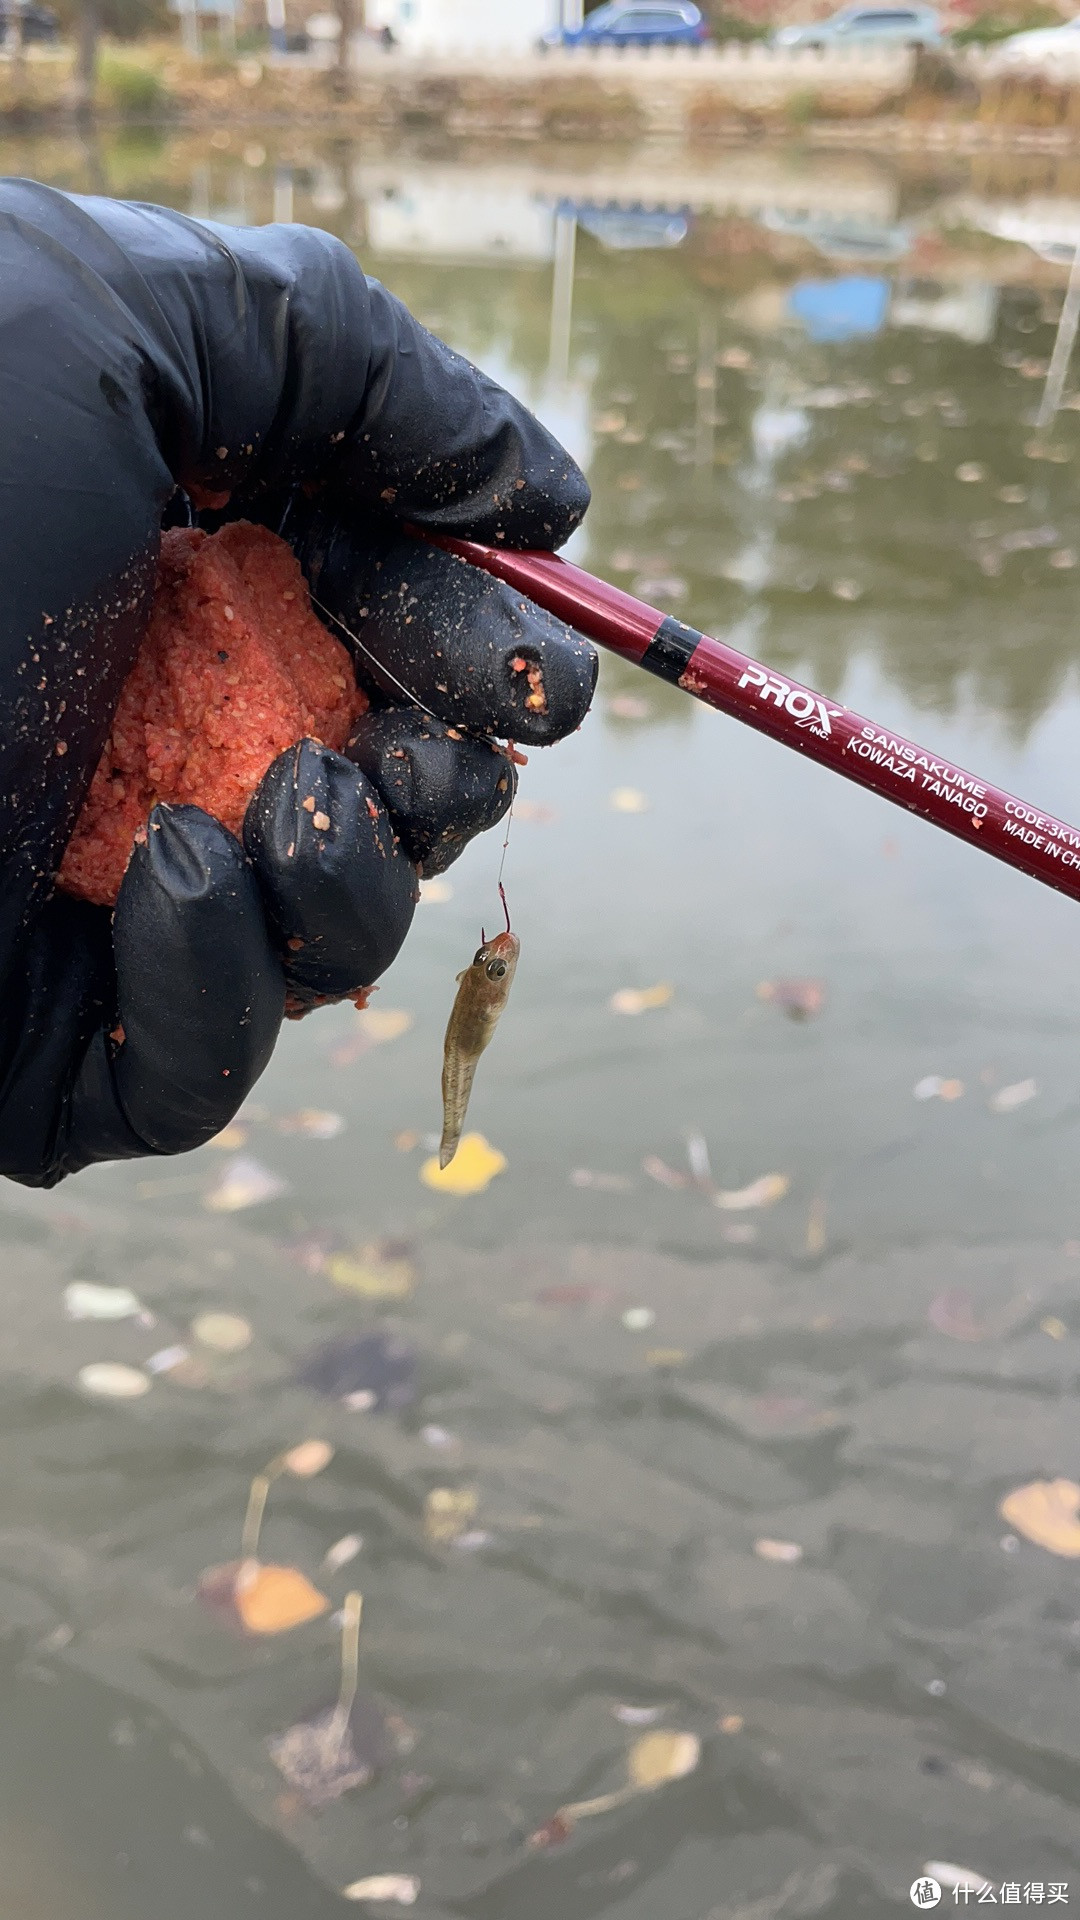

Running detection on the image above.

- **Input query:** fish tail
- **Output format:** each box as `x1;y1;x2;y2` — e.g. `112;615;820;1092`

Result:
440;1048;478;1170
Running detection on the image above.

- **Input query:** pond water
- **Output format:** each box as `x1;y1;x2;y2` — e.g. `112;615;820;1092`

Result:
3;127;1080;1916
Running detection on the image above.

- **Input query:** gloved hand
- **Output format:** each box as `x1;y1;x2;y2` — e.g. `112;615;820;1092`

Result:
0;181;595;1188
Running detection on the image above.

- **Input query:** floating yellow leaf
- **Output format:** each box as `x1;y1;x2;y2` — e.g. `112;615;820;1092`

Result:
628;1730;701;1789
235;1563;330;1633
610;786;649;813
610;983;673;1016
714;1173;789;1211
1041;1316;1068;1340
1000;1479;1080;1556
191;1311;252;1353
283;1440;335;1478
327;1247;415;1300
420;1132;506;1195
424;1487;479;1544
207;1122;250;1151
356;1008;413;1045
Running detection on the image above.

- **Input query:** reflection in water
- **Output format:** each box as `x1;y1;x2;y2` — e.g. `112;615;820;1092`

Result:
5;128;1080;1917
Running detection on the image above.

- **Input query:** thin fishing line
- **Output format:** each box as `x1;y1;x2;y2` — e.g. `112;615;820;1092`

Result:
308;590;427;713
309;585;520;920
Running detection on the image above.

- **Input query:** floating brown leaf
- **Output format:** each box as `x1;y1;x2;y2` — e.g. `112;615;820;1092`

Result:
999;1480;1080;1557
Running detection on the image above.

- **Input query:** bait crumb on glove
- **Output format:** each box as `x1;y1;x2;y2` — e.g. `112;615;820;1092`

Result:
58;522;366;906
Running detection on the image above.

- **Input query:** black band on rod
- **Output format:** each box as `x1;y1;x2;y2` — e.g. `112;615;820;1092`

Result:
639;615;702;683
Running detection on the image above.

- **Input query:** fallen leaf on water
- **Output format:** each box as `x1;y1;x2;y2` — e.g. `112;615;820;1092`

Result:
276;1108;346;1139
570;1168;634;1192
327;1243;415;1300
207;1122;250;1151
1041;1316;1068;1340
1051;548;1078;569
204;1156;288;1212
622;1307;656;1331
913;1076;964;1102
754;1538;803;1564
719;346;752;369
610;984;673;1016
77;1362;152;1399
999;1479;1080;1556
756;978;826;1020
64;1283;145;1322
606;693;652;721
418;877;453;904
831;579;863;602
296;1333;416;1410
610;787;649;813
284;1440;335;1478
424;1488;479;1544
955;462;986;483
989;1078;1037;1114
629;1730;701;1788
594;409;627;435
642;1154;690;1189
714;1174;789;1212
342;1876;420;1906
323;1534;363;1573
805;1196;827;1255
191;1311;252;1353
198;1560;330;1632
613;1704;666;1726
532;1727;701;1843
718;1714;744;1734
420;1132;506;1194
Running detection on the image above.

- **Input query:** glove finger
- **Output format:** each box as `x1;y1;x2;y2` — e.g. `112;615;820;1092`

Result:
337;279;590;550
343;708;516;878
75;804;285;1158
243;739;417;1010
300;517;597;746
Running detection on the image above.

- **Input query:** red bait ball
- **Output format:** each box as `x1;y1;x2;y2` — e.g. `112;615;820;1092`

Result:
58;521;367;907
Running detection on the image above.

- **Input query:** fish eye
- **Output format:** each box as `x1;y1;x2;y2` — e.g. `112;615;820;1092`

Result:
487;959;507;979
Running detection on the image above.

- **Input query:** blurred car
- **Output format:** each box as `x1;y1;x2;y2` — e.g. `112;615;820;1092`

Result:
0;2;58;40
544;2;709;48
976;15;1080;74
773;4;942;48
573;203;690;247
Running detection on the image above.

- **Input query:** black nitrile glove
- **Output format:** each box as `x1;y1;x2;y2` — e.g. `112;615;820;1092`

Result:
0;181;595;1187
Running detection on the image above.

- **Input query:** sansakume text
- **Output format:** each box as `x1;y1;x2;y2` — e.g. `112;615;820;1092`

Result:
846;728;988;819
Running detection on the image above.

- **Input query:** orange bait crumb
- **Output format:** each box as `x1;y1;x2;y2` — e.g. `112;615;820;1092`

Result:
59;523;367;907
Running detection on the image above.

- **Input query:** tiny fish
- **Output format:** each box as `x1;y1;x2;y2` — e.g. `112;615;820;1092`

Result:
440;910;519;1169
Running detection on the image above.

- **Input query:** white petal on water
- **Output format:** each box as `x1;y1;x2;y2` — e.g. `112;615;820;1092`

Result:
77;1363;152;1400
191;1312;253;1353
64;1283;144;1322
988;1078;1037;1114
323;1534;364;1573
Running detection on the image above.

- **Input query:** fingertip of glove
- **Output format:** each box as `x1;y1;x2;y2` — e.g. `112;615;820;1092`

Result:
245;740;417;997
122;802;247;906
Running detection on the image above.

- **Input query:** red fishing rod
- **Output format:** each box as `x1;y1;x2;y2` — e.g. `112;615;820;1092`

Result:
429;532;1080;907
